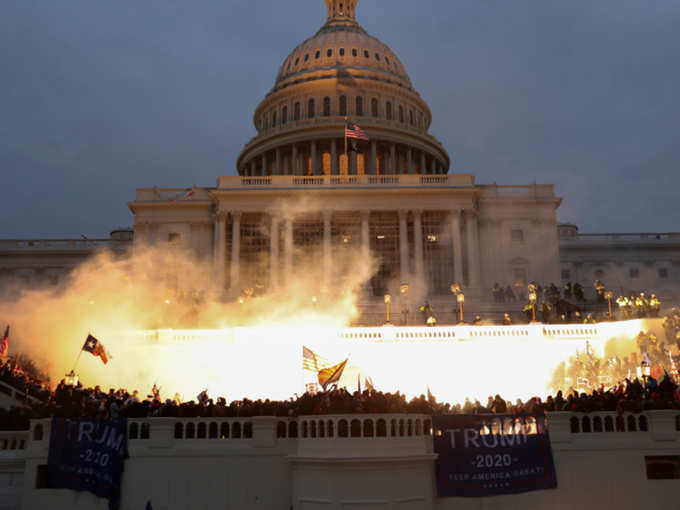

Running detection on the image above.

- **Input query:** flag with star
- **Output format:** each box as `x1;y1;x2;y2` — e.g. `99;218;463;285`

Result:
82;334;111;364
317;358;348;391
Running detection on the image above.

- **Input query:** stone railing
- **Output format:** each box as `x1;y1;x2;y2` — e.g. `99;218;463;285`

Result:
22;411;680;450
240;115;447;152
0;380;43;407
0;431;27;452
216;174;475;189
0;239;113;252
134;187;214;202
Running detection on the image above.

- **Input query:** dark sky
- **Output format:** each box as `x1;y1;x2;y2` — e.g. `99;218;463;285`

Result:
2;0;678;238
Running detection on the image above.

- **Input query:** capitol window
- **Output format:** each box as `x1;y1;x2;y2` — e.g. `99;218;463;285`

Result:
375;53;380;61
409;110;414;125
304;54;309;62
356;97;363;116
294;102;300;121
352;48;358;57
339;95;347;116
295;57;299;65
272;111;277;126
364;50;369;58
323;97;331;116
327;48;333;57
385;56;390;65
340;48;345;56
386;101;392;120
399;105;404;123
315;50;320;59
308;99;315;118
371;98;378;117
282;106;288;124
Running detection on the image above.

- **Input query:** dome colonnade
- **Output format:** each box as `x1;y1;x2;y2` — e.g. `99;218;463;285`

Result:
236;0;450;178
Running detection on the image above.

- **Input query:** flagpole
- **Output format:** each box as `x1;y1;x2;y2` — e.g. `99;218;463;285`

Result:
344;117;348;174
71;349;83;373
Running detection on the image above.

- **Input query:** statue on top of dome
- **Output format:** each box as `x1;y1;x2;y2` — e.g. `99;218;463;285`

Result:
325;0;358;20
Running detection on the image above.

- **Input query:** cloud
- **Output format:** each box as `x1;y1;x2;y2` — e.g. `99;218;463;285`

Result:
1;0;679;236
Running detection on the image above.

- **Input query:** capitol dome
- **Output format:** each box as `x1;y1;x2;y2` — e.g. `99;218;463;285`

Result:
237;0;450;177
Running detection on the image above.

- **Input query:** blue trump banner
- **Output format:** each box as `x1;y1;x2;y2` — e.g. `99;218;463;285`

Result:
433;414;557;497
48;417;128;510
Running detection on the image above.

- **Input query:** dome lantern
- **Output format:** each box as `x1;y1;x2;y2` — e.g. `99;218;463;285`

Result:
325;0;358;20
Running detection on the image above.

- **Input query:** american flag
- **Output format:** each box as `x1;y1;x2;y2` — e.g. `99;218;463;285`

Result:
345;122;369;141
303;345;329;372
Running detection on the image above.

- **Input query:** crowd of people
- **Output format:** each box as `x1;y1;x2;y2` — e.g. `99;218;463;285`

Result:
1;363;679;432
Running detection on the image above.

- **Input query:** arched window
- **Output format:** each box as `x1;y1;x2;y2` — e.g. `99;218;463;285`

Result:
399;105;404;123
339;48;345;56
232;422;242;439
364;50;369;58
327;48;333;57
352;48;358;57
128;423;139;440
339;96;347;116
376;419;386;437
409;109;414;125
339;419;348;438
323;97;331;117
386;101;392;120
371;98;378;117
209;422;218;439
363;419;374;437
185;423;195;439
304;54;310;62
174;422;184;439
288;421;298;438
220;422;229;439
351;419;361;438
308;98;315;118
272;111;277;127
315;50;320;59
276;421;287;438
197;422;207;439
140;422;150;440
294;102;300;121
355;96;363;116
282;106;288;125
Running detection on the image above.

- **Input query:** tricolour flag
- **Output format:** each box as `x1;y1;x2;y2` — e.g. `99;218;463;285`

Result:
0;325;8;360
317;359;348;391
345;122;369;141
302;346;329;372
82;334;111;364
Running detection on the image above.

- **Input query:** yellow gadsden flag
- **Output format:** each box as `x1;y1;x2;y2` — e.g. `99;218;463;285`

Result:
317;359;348;391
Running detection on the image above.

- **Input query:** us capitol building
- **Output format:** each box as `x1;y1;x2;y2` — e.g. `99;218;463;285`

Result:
1;0;678;312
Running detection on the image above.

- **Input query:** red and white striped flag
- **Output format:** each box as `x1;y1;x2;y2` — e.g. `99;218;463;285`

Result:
345;122;369;141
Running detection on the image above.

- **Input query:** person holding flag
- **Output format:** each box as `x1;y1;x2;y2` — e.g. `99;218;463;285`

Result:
0;325;9;360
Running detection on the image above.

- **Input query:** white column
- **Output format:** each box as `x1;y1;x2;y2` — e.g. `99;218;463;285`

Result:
398;209;409;284
331;139;338;175
361;210;370;261
450;210;463;286
270;215;280;288
413;209;425;281
213;212;227;291
284;217;294;282
292;144;297;175
370;141;377;175
311;140;318;175
323;211;332;287
465;209;481;288
230;211;242;293
390;144;397;174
